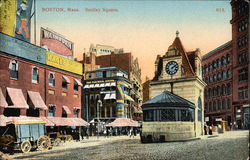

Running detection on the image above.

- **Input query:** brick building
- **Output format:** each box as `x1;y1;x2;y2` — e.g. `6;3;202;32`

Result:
202;0;249;129
0;33;87;136
202;41;233;125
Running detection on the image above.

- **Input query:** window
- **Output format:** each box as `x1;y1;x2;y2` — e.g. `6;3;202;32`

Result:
209;102;212;112
226;54;231;64
161;109;176;121
9;60;18;79
213;61;217;69
227;69;232;79
238;86;248;100
74;80;78;91
222;84;226;96
217;59;221;68
205;103;208;113
49;73;55;87
74;109;80;118
62;76;69;89
209;63;212;72
48;106;55;117
238;68;248;82
227;99;231;110
213;101;217;112
227;83;231;95
217;86;221;96
222;99;226;110
32;67;39;83
213;74;217;82
62;108;67;118
198;97;202;121
222;70;227;80
96;72;103;78
217;100;221;111
217;72;221;81
238;52;248;64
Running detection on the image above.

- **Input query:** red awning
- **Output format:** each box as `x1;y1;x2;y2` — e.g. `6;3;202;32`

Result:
62;75;70;83
6;87;29;109
28;91;48;110
40;117;55;126
46;117;89;126
0;116;45;126
106;118;139;127
0;115;10;126
0;88;7;108
62;106;71;114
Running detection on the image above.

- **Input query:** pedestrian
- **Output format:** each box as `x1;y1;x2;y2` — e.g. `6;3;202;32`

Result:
106;128;109;138
204;125;208;135
133;128;137;137
209;126;212;135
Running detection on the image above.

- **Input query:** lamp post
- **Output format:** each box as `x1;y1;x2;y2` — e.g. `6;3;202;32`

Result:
97;99;102;139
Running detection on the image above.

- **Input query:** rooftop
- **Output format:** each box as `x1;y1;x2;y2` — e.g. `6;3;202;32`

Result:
202;41;232;60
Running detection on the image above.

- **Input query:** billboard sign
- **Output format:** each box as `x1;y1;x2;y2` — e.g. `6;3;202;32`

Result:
41;27;74;57
0;0;17;36
15;0;33;42
46;51;82;75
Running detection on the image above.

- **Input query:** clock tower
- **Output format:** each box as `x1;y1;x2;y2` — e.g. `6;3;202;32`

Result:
150;31;206;136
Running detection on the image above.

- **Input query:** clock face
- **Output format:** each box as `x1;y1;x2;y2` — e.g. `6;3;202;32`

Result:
165;61;179;75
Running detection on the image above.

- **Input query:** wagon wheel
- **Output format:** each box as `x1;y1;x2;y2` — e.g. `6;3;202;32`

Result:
66;135;73;141
37;136;51;151
0;135;15;152
20;140;31;153
53;138;61;146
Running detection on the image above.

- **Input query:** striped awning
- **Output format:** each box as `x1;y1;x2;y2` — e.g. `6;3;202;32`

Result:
62;75;70;83
74;79;83;86
104;94;110;100
105;83;111;87
62;106;71;114
0;88;7;108
28;91;48;110
110;93;116;99
6;87;29;109
84;84;90;89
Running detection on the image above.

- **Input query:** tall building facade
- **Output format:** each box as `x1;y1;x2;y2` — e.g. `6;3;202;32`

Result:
202;41;233;125
231;0;249;129
150;32;206;136
202;0;249;129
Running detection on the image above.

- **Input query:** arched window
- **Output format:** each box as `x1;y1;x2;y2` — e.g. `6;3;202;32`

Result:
49;72;55;87
217;86;221;96
9;60;18;79
227;69;232;78
222;70;227;80
222;84;225;96
213;74;217;82
32;66;39;83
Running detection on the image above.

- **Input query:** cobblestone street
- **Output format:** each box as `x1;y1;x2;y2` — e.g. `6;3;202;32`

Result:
10;130;249;160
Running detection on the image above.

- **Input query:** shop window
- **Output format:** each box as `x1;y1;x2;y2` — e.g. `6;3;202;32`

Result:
32;66;39;83
238;68;248;82
48;106;55;117
9;60;18;79
27;107;39;117
4;108;20;117
49;73;55;87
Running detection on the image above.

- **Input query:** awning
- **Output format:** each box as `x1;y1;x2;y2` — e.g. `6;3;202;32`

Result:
104;94;111;100
6;116;45;125
46;117;89;126
40;117;55;126
84;84;89;89
89;84;94;88
110;82;116;86
6;87;29;109
99;83;105;87
124;94;134;102
62;75;70;83
106;118;139;127
62;106;71;114
110;93;116;99
94;84;100;88
74;79;83;86
28;91;48;110
73;107;81;110
105;83;111;87
0;88;7;108
0;115;10;126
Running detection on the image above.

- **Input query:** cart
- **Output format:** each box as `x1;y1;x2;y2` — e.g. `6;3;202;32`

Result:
0;120;51;153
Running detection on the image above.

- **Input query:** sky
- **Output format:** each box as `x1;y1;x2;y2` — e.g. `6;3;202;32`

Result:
31;0;232;82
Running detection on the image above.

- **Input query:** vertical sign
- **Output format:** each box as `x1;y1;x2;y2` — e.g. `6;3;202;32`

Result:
15;0;33;42
0;0;17;36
